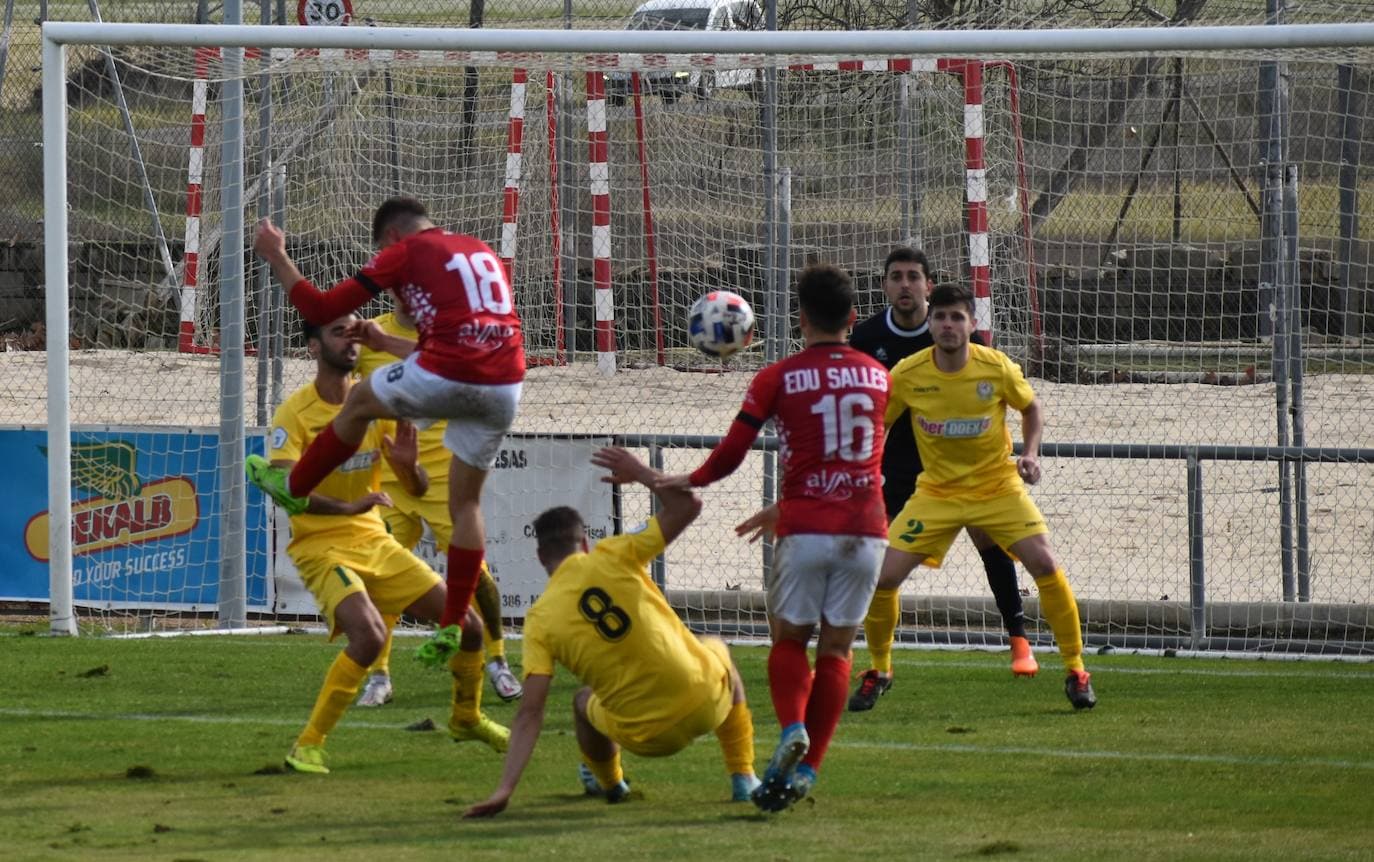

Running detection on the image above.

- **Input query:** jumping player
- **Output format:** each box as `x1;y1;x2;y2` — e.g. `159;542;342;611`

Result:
273;313;508;773
246;196;524;666
351;305;523;706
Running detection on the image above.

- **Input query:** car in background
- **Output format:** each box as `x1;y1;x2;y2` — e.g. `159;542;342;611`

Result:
606;0;764;105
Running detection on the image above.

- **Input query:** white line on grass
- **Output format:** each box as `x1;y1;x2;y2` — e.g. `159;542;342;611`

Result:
4;707;1373;772
831;738;1374;771
885;657;1374;680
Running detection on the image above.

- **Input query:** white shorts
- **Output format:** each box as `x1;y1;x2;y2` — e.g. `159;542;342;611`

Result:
369;353;522;470
766;534;886;627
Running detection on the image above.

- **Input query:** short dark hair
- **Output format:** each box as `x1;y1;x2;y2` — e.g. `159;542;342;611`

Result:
532;506;585;559
796;263;855;334
302;319;322;343
928;284;976;316
883;247;934;282
371;196;429;244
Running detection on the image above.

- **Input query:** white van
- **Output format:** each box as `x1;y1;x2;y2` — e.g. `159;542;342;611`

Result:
606;0;764;104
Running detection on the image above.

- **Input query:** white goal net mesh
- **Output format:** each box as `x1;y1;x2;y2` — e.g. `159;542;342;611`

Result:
20;24;1374;654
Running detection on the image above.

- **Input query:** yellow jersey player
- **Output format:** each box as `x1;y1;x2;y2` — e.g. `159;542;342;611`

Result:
879;284;1096;710
351;306;523;707
463;446;760;818
271;313;510;774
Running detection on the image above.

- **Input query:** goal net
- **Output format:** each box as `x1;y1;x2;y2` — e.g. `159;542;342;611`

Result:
30;20;1374;656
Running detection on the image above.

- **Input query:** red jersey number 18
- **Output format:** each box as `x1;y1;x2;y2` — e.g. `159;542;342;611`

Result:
445;251;512;315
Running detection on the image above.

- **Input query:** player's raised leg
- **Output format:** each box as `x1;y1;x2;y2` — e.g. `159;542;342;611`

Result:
247;378;395;515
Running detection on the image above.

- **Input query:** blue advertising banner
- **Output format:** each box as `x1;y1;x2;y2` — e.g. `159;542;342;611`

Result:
1;428;270;609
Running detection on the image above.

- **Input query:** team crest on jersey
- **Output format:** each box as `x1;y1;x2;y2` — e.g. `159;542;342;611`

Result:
875;347;888;362
977;381;995;401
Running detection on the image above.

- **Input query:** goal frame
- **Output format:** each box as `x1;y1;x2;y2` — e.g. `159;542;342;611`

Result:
41;20;1374;637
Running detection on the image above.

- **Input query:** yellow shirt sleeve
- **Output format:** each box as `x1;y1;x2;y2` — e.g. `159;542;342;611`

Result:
884;361;909;428
521;616;555;678
1002;354;1036;412
269;404;303;463
597;519;667;575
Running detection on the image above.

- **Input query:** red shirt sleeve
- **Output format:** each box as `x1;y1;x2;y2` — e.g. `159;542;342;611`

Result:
287;242;410;326
689;367;777;487
689;415;763;487
288;277;376;325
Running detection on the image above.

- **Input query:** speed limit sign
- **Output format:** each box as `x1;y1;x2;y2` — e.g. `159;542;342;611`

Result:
297;0;352;26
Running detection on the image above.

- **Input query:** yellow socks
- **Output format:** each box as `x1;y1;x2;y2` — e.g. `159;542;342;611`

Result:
297;651;368;747
584;753;624;790
713;701;756;776
863;588;900;675
1033;568;1085;673
367;613;399;676
449;647;484;726
475;564;505;645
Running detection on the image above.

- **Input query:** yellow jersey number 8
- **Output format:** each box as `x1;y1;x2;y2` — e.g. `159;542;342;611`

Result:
578;587;632;642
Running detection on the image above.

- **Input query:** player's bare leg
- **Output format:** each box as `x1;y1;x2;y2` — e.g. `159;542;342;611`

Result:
572;688;631;802
1009;534;1095;709
419;457;491;667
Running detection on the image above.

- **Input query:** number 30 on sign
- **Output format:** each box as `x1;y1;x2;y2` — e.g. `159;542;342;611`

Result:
297;0;352;26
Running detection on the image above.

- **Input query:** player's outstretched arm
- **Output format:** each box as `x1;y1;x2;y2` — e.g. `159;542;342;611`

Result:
381;421;429;497
253;219;308;292
464;673;552;818
1016;398;1043;485
253;218;376;325
593;446;702;545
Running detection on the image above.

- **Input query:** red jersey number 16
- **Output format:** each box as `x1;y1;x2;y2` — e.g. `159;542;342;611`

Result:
445;251;512;315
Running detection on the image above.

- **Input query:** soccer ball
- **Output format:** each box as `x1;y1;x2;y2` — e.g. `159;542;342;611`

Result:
688;291;755;359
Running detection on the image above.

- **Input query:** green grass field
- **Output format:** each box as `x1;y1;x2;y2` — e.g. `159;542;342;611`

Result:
4;631;1374;861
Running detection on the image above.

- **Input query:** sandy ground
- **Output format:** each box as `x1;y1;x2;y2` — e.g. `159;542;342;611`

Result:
4;350;1373;609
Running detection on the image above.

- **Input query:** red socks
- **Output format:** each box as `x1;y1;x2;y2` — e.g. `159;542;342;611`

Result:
288;423;360;498
802;653;851;770
767;638;813;728
441;546;485;628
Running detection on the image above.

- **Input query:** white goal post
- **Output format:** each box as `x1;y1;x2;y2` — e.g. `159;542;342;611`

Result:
38;20;1374;655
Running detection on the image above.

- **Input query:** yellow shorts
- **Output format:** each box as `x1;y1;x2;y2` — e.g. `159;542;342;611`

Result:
292;538;442;638
888;489;1048;568
585;637;735;758
380;486;452;552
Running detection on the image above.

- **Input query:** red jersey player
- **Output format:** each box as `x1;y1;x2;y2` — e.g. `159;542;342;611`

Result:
660;263;889;813
246;196;525;664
